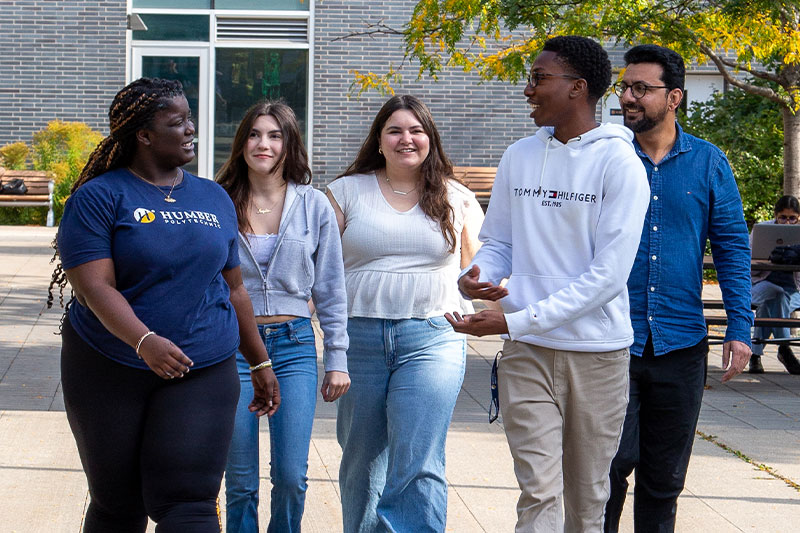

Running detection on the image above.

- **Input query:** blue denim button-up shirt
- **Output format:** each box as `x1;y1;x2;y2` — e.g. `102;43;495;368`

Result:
628;123;752;356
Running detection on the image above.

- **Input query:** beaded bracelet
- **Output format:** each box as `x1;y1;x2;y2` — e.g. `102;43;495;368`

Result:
135;331;156;358
249;360;273;372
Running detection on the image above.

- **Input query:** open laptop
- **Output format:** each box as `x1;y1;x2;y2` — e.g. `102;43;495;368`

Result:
751;223;800;259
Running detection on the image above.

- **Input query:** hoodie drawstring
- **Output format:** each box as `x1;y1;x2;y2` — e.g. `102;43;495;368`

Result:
537;135;553;195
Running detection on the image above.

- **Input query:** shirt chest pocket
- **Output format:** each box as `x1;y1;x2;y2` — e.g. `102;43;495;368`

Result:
267;238;312;294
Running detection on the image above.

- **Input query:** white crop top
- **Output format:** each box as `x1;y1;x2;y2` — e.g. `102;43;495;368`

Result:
327;172;480;319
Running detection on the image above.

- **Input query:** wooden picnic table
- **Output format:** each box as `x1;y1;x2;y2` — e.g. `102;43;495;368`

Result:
703;255;800;345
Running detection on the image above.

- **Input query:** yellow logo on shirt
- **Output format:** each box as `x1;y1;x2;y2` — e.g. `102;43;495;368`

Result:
134;208;156;223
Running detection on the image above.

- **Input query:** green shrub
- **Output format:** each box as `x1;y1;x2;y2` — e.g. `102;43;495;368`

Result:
0;206;47;226
0;142;29;169
31;120;103;223
0;121;102;226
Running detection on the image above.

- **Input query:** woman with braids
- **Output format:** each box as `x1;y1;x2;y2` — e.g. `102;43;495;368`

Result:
216;101;349;532
52;77;280;532
326;95;485;532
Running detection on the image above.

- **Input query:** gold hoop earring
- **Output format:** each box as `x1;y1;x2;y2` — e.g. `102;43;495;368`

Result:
378;147;383;155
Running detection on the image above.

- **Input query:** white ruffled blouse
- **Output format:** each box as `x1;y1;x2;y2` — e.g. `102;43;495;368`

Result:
327;172;478;319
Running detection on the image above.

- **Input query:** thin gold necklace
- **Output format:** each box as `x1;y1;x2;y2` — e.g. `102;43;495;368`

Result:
128;167;181;203
383;170;417;196
252;185;286;214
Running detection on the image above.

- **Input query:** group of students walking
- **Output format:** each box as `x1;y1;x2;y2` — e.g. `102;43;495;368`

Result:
53;36;759;533
53;75;482;531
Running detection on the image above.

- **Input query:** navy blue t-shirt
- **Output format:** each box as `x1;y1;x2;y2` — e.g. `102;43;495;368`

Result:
58;168;241;369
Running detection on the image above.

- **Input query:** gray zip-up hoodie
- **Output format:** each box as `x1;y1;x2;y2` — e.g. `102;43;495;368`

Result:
239;182;348;373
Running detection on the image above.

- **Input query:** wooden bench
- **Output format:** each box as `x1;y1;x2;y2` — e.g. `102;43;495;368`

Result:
453;166;496;210
0;168;55;226
704;311;800;345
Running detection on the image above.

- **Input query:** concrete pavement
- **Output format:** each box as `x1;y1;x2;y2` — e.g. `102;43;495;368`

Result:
1;225;798;532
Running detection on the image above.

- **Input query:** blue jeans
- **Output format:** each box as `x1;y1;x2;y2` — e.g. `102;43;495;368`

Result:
225;318;318;533
751;281;800;355
337;316;466;533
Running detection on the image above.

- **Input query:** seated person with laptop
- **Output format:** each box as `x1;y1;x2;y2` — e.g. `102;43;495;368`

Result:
750;195;800;374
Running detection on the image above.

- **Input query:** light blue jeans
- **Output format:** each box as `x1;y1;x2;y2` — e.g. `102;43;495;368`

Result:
225;318;318;533
751;281;800;355
337;316;466;533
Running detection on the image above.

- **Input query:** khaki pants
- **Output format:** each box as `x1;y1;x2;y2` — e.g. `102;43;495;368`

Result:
498;340;629;533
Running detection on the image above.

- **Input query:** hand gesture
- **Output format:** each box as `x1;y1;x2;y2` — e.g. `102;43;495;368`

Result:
444;310;509;337
458;265;508;301
321;370;351;402
250;367;280;417
137;334;194;380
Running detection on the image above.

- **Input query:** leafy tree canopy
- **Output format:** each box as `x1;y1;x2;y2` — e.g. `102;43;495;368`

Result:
377;0;800;112
346;1;800;193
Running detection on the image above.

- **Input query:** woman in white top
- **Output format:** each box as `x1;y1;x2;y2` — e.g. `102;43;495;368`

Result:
327;95;484;533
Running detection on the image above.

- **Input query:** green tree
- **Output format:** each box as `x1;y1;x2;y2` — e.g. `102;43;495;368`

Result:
349;1;800;193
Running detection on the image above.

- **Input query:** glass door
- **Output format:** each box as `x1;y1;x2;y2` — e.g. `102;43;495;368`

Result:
213;48;308;173
132;46;210;178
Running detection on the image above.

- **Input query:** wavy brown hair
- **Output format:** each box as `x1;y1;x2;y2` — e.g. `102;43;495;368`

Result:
216;101;311;235
337;95;460;253
47;78;185;313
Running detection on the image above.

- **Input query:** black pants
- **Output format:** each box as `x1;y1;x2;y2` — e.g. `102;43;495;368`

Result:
604;337;708;533
61;317;239;533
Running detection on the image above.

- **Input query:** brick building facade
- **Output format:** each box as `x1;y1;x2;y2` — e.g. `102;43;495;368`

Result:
0;1;723;186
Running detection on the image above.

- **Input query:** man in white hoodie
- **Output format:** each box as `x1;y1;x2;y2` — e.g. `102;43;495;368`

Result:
446;36;650;532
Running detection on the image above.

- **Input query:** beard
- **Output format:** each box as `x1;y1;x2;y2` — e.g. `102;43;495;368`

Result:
623;104;669;133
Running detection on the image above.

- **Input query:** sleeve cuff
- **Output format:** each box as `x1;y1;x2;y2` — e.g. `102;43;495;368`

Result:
505;307;536;341
723;321;753;348
323;349;349;374
457;266;474;301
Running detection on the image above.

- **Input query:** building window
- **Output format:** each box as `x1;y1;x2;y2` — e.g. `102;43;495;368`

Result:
132;15;210;41
214;48;308;170
132;0;307;10
129;2;311;178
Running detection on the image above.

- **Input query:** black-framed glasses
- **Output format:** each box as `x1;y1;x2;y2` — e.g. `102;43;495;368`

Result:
527;71;582;88
613;81;670;99
777;214;799;224
489;351;501;423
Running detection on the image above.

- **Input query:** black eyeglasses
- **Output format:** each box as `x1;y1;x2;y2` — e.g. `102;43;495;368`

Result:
489;351;501;423
777;215;799;224
527;71;582;88
613;81;670;99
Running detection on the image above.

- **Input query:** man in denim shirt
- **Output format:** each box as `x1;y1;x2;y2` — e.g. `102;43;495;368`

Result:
603;45;753;532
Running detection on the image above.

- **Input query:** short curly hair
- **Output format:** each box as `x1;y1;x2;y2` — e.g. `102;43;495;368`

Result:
542;36;611;100
624;44;685;92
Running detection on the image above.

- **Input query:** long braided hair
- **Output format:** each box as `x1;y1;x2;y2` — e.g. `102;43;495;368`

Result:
47;78;185;314
336;95;461;253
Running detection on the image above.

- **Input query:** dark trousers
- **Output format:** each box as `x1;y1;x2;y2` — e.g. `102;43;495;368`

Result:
61;317;239;533
603;337;708;533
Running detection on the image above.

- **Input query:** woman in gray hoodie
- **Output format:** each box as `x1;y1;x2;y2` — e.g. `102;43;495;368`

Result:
217;101;349;533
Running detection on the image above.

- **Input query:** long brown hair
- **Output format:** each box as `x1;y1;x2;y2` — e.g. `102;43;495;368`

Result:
337;95;460;253
216;101;311;235
48;78;185;312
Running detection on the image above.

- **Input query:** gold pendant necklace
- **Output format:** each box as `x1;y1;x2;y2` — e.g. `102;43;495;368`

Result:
128;167;181;203
383;171;417;196
252;187;286;214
